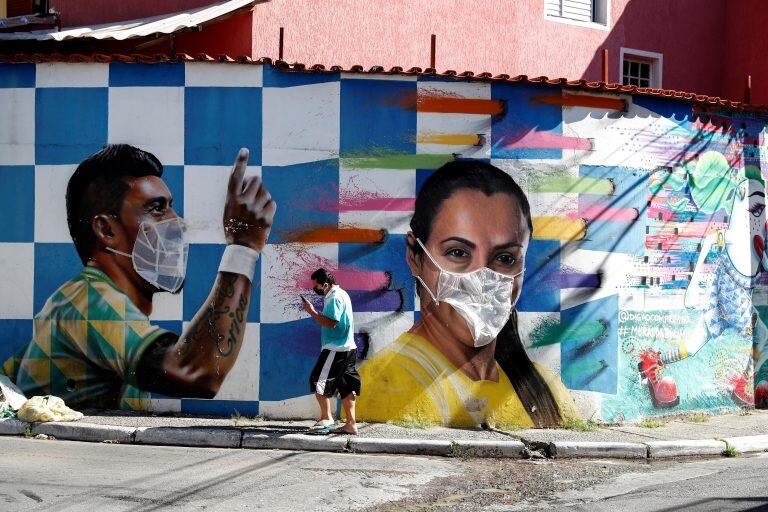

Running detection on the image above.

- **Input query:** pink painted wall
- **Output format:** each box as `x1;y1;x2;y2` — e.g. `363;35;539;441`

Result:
37;0;768;104
252;0;728;98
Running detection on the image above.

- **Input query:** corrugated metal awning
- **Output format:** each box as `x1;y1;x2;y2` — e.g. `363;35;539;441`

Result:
0;0;262;41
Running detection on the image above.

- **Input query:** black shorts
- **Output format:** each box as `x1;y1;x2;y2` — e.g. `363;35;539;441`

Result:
309;349;361;398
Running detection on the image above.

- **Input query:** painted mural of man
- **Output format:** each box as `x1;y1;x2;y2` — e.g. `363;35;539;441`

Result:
1;144;275;410
301;268;360;435
639;152;768;408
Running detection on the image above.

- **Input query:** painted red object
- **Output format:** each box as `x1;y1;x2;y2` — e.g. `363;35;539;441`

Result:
638;349;680;409
755;380;768;408
729;372;754;407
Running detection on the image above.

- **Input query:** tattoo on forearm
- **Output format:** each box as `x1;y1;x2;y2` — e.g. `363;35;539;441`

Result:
219;293;248;356
178;273;248;358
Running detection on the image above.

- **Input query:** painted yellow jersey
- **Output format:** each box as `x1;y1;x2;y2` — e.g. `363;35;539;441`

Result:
1;267;169;411
357;332;579;428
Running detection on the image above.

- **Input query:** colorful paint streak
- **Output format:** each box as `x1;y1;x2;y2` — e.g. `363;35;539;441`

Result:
296;227;386;244
338;197;415;212
334;270;391;291
552;272;602;289
530;319;607;348
535;93;626;111
347;289;404;312
575;205;639;222
504;131;593;151
532;217;587;241
416;133;483;146
341;154;455;170
417;95;505;115
532;176;614;195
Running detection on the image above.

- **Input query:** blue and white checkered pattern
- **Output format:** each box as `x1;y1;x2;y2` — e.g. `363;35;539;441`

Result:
1;60;706;418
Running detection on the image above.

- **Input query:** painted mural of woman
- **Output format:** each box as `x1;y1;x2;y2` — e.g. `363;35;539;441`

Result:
356;160;580;428
639;151;768;408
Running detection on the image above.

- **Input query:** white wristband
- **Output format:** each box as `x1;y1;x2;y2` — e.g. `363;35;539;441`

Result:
218;244;260;282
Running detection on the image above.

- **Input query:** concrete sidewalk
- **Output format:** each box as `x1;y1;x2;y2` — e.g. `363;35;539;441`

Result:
2;409;768;460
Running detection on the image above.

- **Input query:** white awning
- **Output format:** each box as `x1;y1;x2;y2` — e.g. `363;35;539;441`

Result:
0;0;263;41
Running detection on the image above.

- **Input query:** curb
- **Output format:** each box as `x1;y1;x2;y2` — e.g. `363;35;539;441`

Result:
243;432;348;452
33;422;135;444
1;418;768;459
720;434;768;454
549;441;647;459
646;439;727;458
0;418;27;436
135;426;242;448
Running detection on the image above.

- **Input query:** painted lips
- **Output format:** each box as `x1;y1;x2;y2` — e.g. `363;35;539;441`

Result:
754;235;768;270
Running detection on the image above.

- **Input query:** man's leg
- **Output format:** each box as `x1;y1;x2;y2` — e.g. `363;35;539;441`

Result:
314;393;333;423
338;392;357;434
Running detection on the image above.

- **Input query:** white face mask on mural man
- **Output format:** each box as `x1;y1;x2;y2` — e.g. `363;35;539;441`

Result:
107;217;189;293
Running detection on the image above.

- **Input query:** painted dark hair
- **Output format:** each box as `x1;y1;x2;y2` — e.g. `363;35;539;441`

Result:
311;268;336;285
409;159;562;427
66;144;164;264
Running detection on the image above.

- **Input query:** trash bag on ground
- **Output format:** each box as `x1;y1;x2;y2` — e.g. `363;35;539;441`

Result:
0;375;27;411
17;395;83;423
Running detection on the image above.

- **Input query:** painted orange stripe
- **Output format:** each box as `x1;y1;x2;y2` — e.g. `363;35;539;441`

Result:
416;133;483;145
536;93;626;111
298;227;386;243
417;96;505;115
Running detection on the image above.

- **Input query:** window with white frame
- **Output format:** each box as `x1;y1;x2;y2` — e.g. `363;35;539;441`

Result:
544;0;609;26
620;48;663;88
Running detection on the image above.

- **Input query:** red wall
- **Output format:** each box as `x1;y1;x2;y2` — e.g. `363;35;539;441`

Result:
46;1;252;58
722;0;768;105
50;0;216;27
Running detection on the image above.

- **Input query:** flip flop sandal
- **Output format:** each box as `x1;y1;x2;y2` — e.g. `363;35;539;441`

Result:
329;427;358;435
306;424;336;435
308;420;335;430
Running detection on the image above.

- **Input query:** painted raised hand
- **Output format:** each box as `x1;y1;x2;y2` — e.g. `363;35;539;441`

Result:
223;148;277;252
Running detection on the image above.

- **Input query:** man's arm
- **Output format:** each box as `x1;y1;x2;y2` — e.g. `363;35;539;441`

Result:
138;148;275;399
302;296;338;329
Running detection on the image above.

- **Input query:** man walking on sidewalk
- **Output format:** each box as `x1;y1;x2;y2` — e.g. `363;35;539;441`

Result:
301;269;360;435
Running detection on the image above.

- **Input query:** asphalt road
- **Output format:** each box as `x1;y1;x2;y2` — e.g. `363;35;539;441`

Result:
0;436;453;511
2;436;767;511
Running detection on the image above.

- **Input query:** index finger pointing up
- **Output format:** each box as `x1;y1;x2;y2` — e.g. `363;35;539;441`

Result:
227;147;250;196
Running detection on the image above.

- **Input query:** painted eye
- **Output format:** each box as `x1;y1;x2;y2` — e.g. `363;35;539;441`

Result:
496;253;517;266
750;204;765;218
445;248;469;259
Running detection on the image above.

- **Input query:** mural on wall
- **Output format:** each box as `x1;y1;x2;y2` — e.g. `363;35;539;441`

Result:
0;59;766;422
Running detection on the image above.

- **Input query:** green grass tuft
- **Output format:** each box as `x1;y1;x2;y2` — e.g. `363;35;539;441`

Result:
686;413;709;423
561;416;598;432
724;445;740;457
231;410;265;424
638;418;668;429
387;415;435;429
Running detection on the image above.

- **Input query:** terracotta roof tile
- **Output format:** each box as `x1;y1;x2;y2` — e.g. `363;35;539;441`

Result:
1;52;765;114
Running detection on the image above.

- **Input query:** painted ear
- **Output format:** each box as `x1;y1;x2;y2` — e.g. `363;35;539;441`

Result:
92;214;119;250
405;232;421;276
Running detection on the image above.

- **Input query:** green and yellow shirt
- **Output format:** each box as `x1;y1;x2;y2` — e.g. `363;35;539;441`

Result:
1;267;170;410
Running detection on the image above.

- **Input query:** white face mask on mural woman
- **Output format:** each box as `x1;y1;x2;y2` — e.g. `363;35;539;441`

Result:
414;238;523;348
